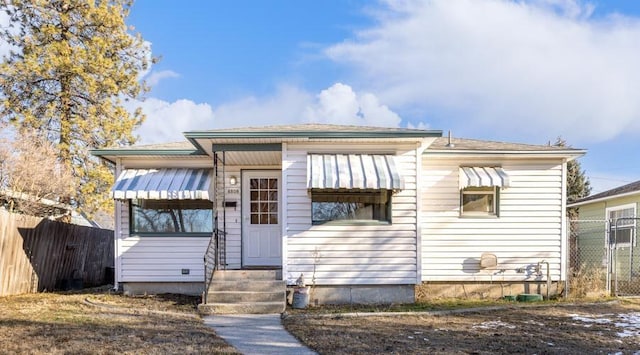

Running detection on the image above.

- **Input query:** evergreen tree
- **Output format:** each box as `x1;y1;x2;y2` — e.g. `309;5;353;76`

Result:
0;0;150;213
554;137;591;205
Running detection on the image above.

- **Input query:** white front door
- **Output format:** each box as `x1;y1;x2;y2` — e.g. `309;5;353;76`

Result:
242;171;282;266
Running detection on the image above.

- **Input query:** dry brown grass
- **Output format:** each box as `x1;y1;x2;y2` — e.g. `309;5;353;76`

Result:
0;289;238;354
569;263;608;298
284;300;640;354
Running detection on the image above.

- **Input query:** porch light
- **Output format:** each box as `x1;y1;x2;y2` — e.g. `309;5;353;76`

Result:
229;176;238;186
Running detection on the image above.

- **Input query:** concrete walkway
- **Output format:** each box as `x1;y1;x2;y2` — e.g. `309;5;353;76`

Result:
203;314;317;355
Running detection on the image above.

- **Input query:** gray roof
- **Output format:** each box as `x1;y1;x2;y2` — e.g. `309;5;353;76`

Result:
570;180;640;206
186;123;435;134
103;141;195;151
428;137;581;152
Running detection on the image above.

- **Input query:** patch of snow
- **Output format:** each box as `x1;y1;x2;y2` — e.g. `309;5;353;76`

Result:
472;320;516;330
524;320;545;326
569;312;640;338
569;314;612;324
615;312;640;338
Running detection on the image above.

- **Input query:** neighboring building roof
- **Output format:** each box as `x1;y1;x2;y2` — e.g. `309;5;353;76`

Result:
0;189;102;227
568;180;640;207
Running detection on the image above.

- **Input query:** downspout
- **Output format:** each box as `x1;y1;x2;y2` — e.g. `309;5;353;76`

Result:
114;158;123;291
560;158;568;299
415;141;424;285
281;142;288;282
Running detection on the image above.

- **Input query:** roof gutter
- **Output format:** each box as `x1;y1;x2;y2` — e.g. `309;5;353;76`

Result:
184;130;443;139
425;149;586;160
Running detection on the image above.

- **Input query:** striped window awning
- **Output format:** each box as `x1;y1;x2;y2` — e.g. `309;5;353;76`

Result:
459;167;510;189
112;168;213;200
307;154;404;190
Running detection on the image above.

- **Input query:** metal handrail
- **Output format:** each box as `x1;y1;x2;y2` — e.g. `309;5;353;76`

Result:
203;150;228;304
203;227;227;303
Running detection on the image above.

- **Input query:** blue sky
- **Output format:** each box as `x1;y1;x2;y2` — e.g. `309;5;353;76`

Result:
125;0;640;194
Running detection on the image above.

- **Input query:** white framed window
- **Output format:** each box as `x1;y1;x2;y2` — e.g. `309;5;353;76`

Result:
461;187;498;217
311;190;392;225
606;203;637;248
130;199;213;236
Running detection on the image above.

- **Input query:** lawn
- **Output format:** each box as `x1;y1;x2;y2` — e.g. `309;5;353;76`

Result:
284;299;640;354
0;289;238;354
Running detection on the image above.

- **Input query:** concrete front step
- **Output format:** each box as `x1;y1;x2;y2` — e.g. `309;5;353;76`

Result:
202;271;286;314
198;301;285;315
208;280;285;292
207;290;284;303
211;270;279;281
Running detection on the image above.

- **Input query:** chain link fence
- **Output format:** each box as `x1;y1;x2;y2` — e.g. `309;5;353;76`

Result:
569;218;640;297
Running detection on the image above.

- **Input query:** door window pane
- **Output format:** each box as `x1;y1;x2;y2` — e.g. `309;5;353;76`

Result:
249;177;278;224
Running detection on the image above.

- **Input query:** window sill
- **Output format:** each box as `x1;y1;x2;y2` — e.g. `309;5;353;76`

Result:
312;220;391;226
459;214;499;219
129;233;212;238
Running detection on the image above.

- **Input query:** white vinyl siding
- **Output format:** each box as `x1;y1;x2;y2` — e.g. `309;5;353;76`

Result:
421;157;565;282
118;199;210;282
284;143;419;285
218;167;242;269
115;158;215;283
119;237;208;282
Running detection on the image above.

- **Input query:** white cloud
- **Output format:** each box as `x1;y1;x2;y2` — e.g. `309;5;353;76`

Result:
135;98;215;143
134;83;403;143
406;121;431;130
530;0;594;19
304;83;401;126
145;70;179;87
212;85;313;128
326;0;640;143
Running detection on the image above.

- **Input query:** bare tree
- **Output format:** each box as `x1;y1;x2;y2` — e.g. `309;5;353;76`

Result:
0;129;74;216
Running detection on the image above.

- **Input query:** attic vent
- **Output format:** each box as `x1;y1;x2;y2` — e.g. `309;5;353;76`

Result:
446;130;455;148
480;253;498;269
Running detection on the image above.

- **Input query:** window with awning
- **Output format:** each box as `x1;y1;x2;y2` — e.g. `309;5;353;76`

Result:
111;168;213;200
307;154;403;190
459;167;510;189
459;167;509;217
307;154;402;224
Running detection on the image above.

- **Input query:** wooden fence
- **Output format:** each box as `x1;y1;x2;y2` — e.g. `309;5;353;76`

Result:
0;209;114;296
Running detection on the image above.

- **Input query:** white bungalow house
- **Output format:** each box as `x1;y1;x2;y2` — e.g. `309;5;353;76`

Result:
92;124;584;312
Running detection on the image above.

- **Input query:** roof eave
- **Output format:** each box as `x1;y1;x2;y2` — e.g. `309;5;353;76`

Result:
568;190;640;207
425;149;586;159
90;148;207;164
91;148;205;157
184;130;443;139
